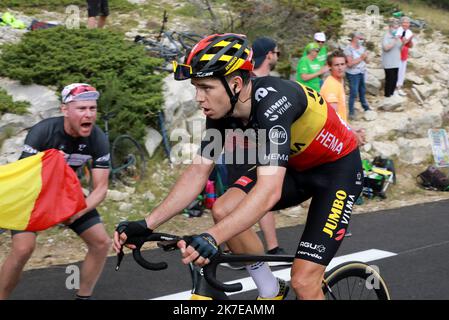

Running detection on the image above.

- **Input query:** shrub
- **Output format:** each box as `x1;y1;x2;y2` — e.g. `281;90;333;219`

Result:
340;0;398;14
220;0;343;78
0;27;164;142
0;88;30;115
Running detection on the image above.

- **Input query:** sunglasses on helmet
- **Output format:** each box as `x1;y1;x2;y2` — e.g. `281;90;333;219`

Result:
173;61;193;81
70;85;96;96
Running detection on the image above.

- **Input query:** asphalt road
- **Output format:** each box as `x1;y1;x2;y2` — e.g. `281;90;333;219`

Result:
8;199;449;300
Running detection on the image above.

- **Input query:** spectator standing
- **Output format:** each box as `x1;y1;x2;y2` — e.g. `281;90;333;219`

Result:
302;32;328;67
382;18;402;98
87;0;109;29
344;32;371;120
396;16;414;96
251;37;280;77
296;42;328;92
321;50;366;146
321;50;348;122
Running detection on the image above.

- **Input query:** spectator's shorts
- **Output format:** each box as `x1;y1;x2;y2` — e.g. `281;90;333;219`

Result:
11;209;102;236
87;0;109;17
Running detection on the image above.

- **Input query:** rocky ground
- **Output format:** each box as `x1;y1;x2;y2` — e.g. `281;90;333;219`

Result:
1;7;449;271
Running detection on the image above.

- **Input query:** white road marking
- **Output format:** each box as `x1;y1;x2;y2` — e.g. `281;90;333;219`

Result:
151;249;397;300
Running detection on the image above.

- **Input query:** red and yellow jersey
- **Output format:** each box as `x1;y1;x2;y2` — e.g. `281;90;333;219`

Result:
287;82;357;171
199;76;358;171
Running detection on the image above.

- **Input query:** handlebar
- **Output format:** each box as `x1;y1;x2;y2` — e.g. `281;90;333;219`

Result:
117;232;294;293
116;233;181;271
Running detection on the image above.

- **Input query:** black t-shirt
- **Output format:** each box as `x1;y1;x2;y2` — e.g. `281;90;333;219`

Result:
20;116;110;171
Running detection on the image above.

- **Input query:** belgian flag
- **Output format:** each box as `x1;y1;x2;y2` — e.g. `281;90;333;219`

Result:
0;149;86;231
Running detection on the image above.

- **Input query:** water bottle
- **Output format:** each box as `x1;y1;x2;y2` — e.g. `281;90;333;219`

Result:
204;180;216;209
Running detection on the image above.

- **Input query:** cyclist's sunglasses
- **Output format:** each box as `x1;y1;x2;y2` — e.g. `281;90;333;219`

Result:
173;61;192;80
70;85;97;96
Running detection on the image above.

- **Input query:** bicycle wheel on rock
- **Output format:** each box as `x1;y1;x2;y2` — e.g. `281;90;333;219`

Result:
322;261;390;300
111;135;147;186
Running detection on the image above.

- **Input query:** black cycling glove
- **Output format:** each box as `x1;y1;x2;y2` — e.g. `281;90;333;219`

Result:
184;233;220;261
116;219;153;246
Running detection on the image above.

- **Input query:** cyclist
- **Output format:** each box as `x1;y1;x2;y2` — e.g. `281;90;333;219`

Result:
0;83;111;300
114;34;363;300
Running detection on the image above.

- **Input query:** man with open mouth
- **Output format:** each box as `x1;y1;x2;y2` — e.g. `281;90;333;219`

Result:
0;83;111;300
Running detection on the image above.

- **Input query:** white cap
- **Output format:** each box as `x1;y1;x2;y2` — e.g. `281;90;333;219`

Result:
61;83;99;104
314;32;326;42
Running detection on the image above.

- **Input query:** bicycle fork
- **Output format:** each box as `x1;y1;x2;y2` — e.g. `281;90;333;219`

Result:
188;263;229;300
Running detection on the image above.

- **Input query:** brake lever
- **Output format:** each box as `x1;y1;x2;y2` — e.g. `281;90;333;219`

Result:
115;249;124;271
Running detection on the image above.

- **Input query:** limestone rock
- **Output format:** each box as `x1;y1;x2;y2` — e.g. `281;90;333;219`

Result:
144;127;163;158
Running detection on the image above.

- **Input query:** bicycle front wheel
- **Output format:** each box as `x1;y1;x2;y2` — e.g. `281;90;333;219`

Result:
111;135;147;186
322;261;391;300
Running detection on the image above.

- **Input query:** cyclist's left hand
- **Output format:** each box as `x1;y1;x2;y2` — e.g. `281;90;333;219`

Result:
178;233;219;267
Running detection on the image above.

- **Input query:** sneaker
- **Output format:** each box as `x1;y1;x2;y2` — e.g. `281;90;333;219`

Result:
266;247;293;267
397;89;406;96
257;278;289;300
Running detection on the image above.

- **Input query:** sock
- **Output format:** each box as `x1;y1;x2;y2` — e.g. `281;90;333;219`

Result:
246;261;279;298
75;294;91;300
267;247;279;254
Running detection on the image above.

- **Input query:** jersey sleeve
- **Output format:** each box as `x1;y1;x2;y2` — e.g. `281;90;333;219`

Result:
90;126;110;169
254;82;305;167
198;117;225;162
20;123;47;160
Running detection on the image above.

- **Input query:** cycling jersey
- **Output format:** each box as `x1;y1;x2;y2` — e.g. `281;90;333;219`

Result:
20;116;110;171
199;76;358;171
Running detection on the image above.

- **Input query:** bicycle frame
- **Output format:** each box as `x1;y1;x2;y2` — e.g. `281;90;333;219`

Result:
100;112;146;182
115;232;390;300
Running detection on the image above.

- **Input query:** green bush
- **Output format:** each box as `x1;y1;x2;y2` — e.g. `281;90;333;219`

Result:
420;0;449;9
340;0;398;14
223;0;343;78
0;88;30;115
0;27;164;142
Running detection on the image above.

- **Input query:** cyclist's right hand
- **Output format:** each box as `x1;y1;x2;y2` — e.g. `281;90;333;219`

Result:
113;219;152;253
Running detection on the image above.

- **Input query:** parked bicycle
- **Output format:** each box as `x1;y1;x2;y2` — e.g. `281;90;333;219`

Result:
133;10;204;69
77;111;147;189
134;31;203;65
115;232;391;300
